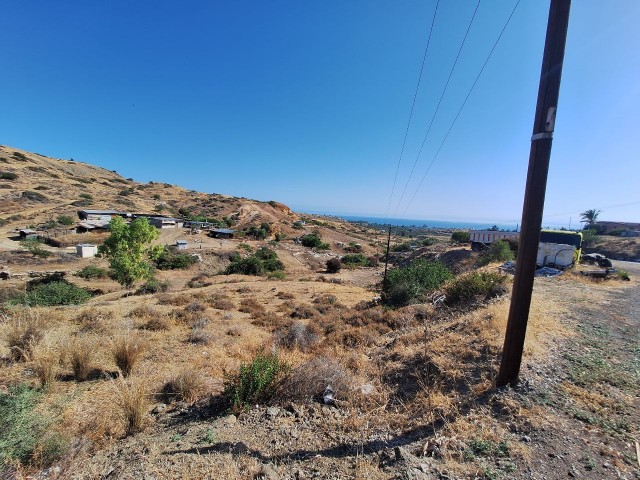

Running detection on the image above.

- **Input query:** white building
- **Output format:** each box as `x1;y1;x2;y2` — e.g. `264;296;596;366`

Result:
76;244;98;258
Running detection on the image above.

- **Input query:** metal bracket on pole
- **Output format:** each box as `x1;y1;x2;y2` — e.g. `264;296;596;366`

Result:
531;132;554;141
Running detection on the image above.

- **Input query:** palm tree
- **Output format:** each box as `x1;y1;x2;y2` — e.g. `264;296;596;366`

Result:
580;209;602;228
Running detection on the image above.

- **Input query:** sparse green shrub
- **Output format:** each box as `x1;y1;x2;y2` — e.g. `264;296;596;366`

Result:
301;233;329;250
341;253;368;267
0;384;66;467
154;247;198;270
444;271;509;306
382;259;452;307
20;239;51;258
616;269;630;281
79;193;93;200
344;242;362;253
75;265;109;280
292;221;304;230
477;240;514;266
223;352;289;412
326;257;341;273
0;171;17;180
11;281;91;306
451;230;470;243
392;242;413;252
225;248;283;276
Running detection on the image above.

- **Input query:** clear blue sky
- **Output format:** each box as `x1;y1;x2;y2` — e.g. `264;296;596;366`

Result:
2;1;639;225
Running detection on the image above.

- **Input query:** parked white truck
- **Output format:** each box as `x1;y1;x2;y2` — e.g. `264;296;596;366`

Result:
468;229;583;268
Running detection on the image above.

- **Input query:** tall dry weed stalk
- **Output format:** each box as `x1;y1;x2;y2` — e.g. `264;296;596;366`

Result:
70;338;94;381
34;348;57;389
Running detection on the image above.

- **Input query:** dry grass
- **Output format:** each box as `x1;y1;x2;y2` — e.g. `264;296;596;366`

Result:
161;369;206;403
274;356;352;404
139;315;172;331
76;308;114;333
70;337;95;381
274;321;320;352
34;347;58;389
4;311;45;362
238;297;266;318
112;377;149;435
112;334;146;377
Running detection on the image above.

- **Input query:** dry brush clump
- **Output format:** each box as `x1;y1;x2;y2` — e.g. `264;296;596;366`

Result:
112;334;146;377
207;293;235;311
76;308;114;333
274;321;320;352
4;311;45;362
112;378;149;435
238;298;266;318
69;338;95;381
160;369;206;403
33;347;58;389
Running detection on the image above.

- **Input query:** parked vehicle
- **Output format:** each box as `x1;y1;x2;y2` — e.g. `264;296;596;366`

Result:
469;229;583;267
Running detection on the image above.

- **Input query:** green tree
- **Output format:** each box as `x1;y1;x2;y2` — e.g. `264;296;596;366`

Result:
580;209;602;228
98;217;161;288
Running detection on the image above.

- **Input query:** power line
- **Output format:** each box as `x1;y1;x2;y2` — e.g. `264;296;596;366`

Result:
392;0;481;218
401;0;521;217
383;0;440;224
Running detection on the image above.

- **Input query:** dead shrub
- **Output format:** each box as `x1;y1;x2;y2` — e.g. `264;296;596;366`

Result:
289;304;317;319
239;298;266;318
190;316;210;329
157;293;191;306
76;308;114;333
187;327;214;346
276;291;295;300
227;326;242;336
312;294;343;314
112;334;145;377
128;305;159;319
186;274;212;289
210;296;235;310
70;338;95;381
323;327;376;349
184;301;207;313
113;378;149;435
140;316;172;331
274;356;352;404
5;313;45;362
160;370;205;403
274;321;320;352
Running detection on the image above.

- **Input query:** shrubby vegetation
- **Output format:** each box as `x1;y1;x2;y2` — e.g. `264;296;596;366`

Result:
223;352;289;412
224;247;284;276
0;384;66;467
0;171;18;180
10;280;91;307
382;259;452;307
75;265;109;279
451;230;470;243
476;240;514;266
444;271;509;306
154;246;198;270
326;257;341;273
300;232;329;250
20;239;51;259
341;253;369;267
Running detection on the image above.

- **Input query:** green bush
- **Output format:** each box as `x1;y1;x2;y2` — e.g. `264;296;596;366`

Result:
451;231;470;243
56;215;74;226
0;171;17;180
341;253;368;267
75;265;109;279
392;242;413;252
444;271;509;306
154;247;198;270
225;247;283;276
477;240;514;266
79;193;93;200
382;259;452;307
10;281;91;306
0;384;66;467
223;352;288;412
301;233;329;250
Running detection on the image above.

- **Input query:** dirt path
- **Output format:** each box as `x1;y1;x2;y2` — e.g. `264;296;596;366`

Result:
519;262;640;479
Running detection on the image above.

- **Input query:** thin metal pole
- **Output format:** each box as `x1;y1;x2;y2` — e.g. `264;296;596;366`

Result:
496;0;572;387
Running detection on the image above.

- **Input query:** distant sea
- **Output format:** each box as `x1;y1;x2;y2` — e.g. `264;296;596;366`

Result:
323;214;519;230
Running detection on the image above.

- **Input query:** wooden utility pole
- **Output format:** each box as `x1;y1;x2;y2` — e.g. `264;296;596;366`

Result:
496;0;571;387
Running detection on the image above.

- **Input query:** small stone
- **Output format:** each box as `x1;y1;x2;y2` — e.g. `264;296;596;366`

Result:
152;403;167;414
266;406;281;418
521;435;532;442
221;414;237;425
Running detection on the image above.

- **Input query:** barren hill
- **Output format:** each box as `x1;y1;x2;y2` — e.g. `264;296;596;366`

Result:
0;144;298;232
